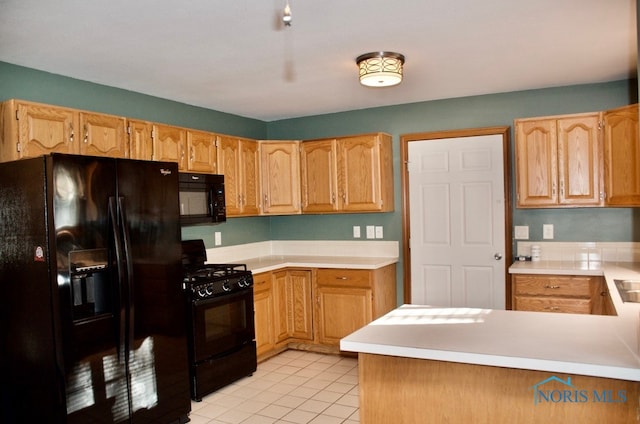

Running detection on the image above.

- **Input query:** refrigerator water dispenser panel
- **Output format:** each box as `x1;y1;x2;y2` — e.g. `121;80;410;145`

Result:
69;248;111;319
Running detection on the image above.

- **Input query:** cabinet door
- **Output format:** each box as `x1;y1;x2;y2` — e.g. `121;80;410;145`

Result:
79;112;128;158
152;124;186;169
603;104;640;206
128;120;153;161
253;273;275;357
557;114;602;206
186;129;217;173
15;101;78;158
240;139;261;215
286;270;313;340
272;271;290;344
338;135;384;211
515;119;558;206
218;135;242;215
300;139;339;212
260;141;301;215
316;286;372;346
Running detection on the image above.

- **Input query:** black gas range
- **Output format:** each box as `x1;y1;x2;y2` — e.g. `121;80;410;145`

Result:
181;240;257;401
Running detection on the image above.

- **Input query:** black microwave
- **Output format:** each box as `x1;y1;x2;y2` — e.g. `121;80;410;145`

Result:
178;173;226;225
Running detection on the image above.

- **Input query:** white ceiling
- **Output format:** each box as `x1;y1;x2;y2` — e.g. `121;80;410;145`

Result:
0;0;636;122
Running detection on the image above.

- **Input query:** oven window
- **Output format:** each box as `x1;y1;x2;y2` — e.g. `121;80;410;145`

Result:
179;191;208;216
193;290;255;361
204;303;246;341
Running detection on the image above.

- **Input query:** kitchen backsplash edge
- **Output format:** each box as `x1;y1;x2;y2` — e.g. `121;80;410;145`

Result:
516;242;640;263
205;240;399;264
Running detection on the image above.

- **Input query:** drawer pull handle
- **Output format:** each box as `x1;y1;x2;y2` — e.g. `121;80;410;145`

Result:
544;285;560;289
336;276;348;280
544;306;560;311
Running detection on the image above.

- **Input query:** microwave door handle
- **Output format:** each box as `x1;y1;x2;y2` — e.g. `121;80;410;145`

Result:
117;196;135;363
109;197;127;364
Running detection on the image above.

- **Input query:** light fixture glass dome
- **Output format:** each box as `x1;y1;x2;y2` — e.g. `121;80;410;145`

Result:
356;52;405;87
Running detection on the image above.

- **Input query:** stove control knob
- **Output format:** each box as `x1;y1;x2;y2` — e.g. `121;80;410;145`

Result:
238;277;246;288
222;280;231;292
197;288;207;298
205;286;213;296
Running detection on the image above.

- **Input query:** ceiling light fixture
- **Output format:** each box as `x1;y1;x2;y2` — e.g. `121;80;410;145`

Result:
283;1;292;26
356;51;405;87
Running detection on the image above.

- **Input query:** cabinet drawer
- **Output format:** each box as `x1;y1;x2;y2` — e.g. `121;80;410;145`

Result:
513;275;592;297
317;268;371;288
514;296;592;314
252;272;272;294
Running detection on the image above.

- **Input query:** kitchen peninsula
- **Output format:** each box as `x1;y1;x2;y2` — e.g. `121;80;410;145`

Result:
341;262;640;423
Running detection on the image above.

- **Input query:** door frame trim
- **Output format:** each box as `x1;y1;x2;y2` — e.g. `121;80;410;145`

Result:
400;126;513;308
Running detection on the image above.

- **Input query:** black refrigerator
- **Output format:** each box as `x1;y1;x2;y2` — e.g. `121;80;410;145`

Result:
0;154;191;423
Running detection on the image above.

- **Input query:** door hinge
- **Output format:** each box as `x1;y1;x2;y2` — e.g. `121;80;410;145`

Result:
15;109;19;120
16;142;21;152
126;125;131;135
598;120;605;130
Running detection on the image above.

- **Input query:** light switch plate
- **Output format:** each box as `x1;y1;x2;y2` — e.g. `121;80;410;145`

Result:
514;225;529;240
366;225;375;239
214;232;222;246
353;226;361;238
375;226;383;239
543;224;554;239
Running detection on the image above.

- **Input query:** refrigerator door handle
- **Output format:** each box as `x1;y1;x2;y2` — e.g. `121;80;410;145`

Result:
117;196;135;363
109;196;127;364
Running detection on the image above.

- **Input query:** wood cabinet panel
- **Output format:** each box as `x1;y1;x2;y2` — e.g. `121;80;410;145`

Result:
218;136;260;216
1;100;77;161
515;113;602;207
253;273;276;357
512;274;609;315
79;112;128;158
301;133;393;213
260;141;301;215
603;104;640;206
513;296;591;314
152;124;186;169
316;286;372;345
186;129;217;173
300;139;339;212
128;120;153;160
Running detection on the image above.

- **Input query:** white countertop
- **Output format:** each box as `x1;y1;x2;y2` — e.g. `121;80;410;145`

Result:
508;260;604;275
341;262;640;382
243;255;398;274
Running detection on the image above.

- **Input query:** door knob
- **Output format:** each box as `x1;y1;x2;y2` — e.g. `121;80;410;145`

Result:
494;253;503;260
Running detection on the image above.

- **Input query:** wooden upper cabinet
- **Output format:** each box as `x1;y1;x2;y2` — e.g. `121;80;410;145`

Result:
603;103;640;206
1;99;78;161
128;119;153;161
259;141;301;215
301;133;393;213
152;123;186;169
300;139;339;213
218;135;260;216
186;129;217;174
78;112;128;158
339;134;392;212
515;113;602;208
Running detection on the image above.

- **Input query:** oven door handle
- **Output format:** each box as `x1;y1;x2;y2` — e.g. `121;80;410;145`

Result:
192;288;253;308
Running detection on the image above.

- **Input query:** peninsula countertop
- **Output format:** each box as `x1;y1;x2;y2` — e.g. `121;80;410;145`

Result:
340;262;640;382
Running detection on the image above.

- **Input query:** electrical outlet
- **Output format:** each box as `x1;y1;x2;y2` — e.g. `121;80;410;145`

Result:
543;224;554;239
353;226;361;238
214;232;222;246
375;226;383;239
514;226;529;240
366;225;375;239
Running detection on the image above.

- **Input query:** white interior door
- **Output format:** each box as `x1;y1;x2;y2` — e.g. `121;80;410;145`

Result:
408;134;506;309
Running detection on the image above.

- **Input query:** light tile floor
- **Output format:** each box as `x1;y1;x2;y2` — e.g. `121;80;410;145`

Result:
188;350;360;424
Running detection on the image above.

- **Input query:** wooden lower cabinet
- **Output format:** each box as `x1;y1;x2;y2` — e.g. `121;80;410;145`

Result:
358;353;638;424
253;272;276;357
512;274;615;315
315;265;397;346
254;265;397;360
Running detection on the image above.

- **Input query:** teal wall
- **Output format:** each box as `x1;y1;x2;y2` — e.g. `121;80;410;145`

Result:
1;60;638;301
